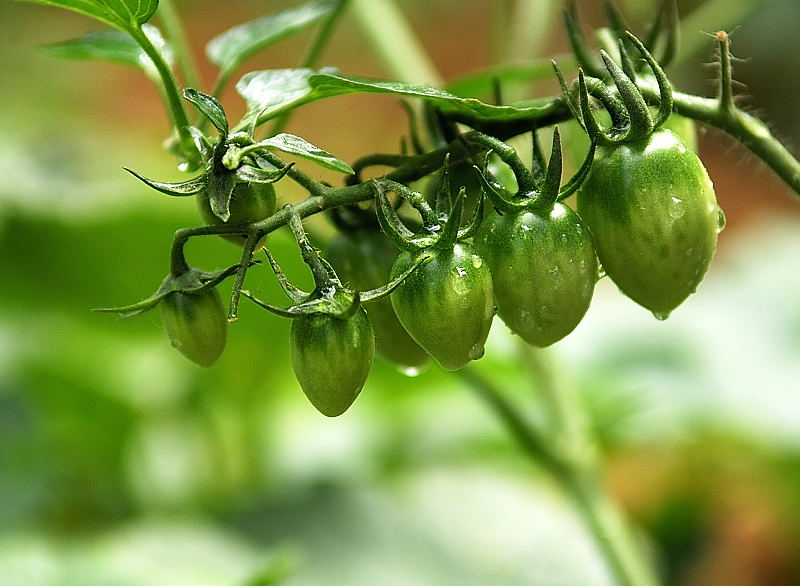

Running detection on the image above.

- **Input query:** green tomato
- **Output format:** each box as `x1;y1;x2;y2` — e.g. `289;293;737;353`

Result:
660;114;698;153
475;203;598;346
577;129;722;318
325;231;429;369
390;243;494;371
161;287;227;367
196;182;276;245
291;308;375;417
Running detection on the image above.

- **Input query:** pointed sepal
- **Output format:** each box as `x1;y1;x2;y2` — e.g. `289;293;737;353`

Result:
361;253;431;303
124;168;208;196
184;88;229;135
93;265;240;318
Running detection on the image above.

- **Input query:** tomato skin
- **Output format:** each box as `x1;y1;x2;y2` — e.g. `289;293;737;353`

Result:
475;203;597;346
325;231;429;368
660;114;698;153
161;288;227;367
577;129;720;316
390;243;493;371
196;182;276;245
290;308;375;417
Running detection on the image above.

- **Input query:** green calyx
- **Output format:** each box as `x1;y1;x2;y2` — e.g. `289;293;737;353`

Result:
126;129;292;223
557;30;673;147
467;128;596;214
92;264;240;318
243;208;428;320
373;173;483;255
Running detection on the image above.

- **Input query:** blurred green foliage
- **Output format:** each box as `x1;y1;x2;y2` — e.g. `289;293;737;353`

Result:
1;1;800;584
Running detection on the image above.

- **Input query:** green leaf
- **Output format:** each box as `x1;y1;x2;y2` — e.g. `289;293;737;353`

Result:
14;0;159;33
444;56;575;98
235;69;563;129
236;68;326;127
260;134;353;174
183;89;228;134
206;0;337;75
309;73;561;122
37;24;173;82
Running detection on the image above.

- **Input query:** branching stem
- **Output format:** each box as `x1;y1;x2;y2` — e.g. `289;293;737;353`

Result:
460;351;660;586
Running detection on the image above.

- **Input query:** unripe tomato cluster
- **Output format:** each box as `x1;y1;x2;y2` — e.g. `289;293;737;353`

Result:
154;121;721;419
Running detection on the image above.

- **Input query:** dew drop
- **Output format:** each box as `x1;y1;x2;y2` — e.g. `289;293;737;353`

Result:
597;266;607;280
539;304;552;318
668;196;685;219
521;224;532;232
398;365;423;377
450;270;469;295
652;310;671;321
517;309;534;330
716;208;727;233
468;343;485;360
471;256;483;268
676;143;687;154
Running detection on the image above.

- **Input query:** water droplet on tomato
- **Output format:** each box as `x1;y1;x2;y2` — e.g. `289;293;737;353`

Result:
398;365;423;377
471;256;482;268
517;309;534;330
468;343;485;360
716;208;726;233
668;196;685;219
652;310;671;321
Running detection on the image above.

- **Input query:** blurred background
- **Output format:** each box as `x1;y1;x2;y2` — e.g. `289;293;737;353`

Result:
1;0;800;584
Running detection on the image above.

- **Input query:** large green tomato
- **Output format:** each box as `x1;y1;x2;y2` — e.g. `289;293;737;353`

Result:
161;287;227;367
577;129;722;318
390;243;494;371
325;231;429;369
196;182;276;245
290;308;375;417
475;203;597;346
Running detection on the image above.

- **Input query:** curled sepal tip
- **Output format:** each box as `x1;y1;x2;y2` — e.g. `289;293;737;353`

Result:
557;133;598;201
183;88;228;135
124;168;208;196
458;186;485;240
360;254;431;303
373;182;429;253
624;31;673;129
599;48;653;141
474;162;523;214
261;247;308;303
538;128;564;207
433;187;465;251
235;162;294;184
93;264;240;318
573;31;673;145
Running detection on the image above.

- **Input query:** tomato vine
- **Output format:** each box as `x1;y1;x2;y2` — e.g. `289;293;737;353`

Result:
16;0;800;584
